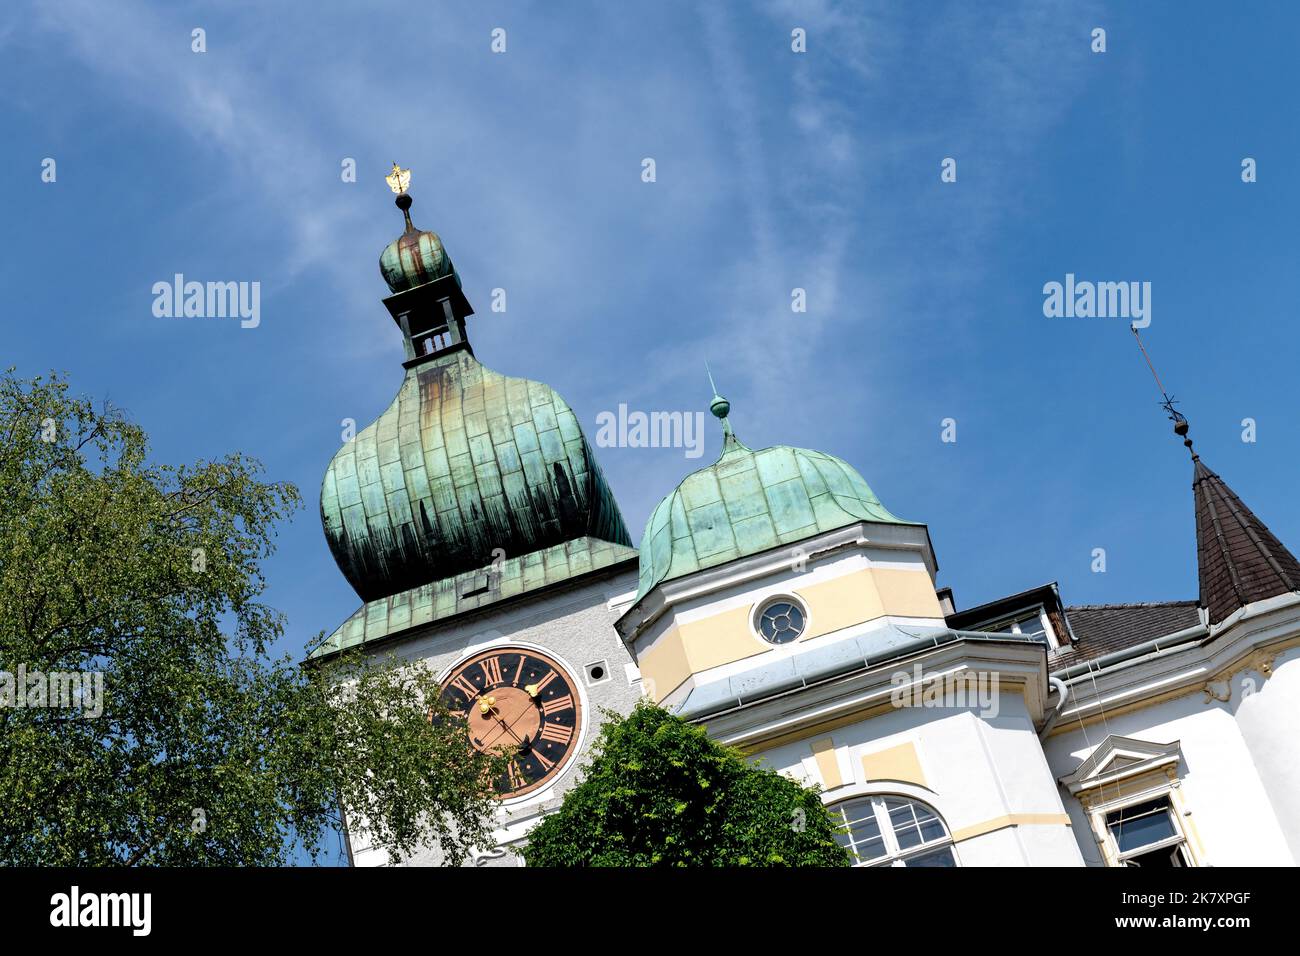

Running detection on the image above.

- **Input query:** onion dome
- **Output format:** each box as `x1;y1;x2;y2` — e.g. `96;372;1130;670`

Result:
321;350;631;602
635;390;916;599
379;192;458;293
320;164;631;603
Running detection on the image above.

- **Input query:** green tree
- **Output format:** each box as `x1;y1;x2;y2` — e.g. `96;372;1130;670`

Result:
522;701;850;867
0;370;507;866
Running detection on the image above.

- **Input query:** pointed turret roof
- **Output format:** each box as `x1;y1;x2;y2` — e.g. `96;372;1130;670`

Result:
1131;327;1300;626
1192;456;1300;624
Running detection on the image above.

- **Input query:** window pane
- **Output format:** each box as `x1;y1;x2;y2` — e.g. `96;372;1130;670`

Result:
836;799;875;827
853;834;889;864
1108;800;1177;854
904;846;957;867
848;816;882;846
1016;613;1048;641
886;799;917;825
894;823;924;850
919;819;947;842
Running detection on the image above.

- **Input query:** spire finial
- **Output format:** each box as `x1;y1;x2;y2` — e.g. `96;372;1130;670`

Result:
386;162;416;231
705;361;738;445
1132;326;1196;459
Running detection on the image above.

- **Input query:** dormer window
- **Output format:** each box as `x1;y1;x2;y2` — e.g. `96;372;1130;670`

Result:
943;583;1071;651
984;606;1055;646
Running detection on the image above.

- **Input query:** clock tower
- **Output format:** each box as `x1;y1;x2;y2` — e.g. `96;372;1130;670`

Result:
311;168;643;865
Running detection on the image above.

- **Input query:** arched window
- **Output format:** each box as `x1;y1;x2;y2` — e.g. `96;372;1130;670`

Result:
828;795;957;867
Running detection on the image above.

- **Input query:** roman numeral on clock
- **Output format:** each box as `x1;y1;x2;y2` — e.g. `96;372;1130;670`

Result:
449;674;479;699
530;669;558;696
507;761;526;790
480;656;503;687
537;721;573;745
532;749;555;772
541;694;573;717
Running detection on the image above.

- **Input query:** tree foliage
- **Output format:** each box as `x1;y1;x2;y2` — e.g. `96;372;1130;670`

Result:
522;701;850;867
0;370;505;865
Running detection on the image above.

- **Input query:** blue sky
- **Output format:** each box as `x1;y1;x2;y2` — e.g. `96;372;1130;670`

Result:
4;1;1298;679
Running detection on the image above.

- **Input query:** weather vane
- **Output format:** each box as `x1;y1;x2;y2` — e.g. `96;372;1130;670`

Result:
385;162;411;196
1132;325;1194;455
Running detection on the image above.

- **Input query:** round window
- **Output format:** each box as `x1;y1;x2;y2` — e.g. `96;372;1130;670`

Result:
757;599;806;644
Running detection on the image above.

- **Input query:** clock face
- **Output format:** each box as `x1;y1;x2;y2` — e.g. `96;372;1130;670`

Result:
439;647;582;799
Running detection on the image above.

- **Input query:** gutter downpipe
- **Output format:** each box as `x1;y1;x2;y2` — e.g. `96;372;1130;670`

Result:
1039;676;1069;739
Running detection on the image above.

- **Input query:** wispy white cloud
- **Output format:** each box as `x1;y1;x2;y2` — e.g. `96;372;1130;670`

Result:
17;0;1101;534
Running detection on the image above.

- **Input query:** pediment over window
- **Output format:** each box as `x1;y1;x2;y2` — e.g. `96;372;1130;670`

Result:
1059;735;1183;796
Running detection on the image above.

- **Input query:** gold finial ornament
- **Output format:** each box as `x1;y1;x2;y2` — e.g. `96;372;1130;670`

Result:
385;162;411;195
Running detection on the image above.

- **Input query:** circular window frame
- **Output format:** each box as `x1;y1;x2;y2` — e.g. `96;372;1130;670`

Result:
750;594;810;647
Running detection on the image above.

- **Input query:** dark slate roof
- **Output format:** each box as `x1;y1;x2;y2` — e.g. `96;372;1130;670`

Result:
1049;602;1201;670
1193;457;1300;625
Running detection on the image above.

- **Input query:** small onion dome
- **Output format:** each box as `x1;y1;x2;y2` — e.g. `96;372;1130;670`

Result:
379;193;459;293
635;415;917;599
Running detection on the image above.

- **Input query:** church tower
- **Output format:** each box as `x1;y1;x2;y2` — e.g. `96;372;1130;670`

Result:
311;169;643;866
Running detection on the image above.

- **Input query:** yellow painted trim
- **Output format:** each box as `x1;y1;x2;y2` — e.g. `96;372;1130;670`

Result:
634;625;692;703
678;605;765;671
795;572;884;640
950;813;1072;843
859;742;927;788
810;737;843;789
1167;783;1206;866
635;565;946;704
871;567;945;619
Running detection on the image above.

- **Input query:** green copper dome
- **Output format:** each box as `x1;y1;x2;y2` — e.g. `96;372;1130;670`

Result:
322;180;631;605
321;347;631;603
635;405;914;599
380;226;457;293
378;189;459;293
